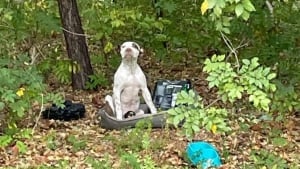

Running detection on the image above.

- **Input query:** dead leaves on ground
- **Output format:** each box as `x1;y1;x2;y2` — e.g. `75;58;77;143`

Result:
1;65;300;168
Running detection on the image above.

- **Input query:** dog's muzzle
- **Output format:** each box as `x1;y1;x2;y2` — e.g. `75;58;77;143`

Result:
124;48;134;59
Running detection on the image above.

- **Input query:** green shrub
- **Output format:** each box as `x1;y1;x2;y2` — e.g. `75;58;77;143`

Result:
85;73;109;89
204;54;276;111
271;80;300;120
0;55;63;152
167;90;230;138
168;54;278;138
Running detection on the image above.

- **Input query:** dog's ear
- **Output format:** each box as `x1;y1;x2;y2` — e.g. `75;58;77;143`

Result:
132;42;141;50
140;48;144;53
115;44;121;53
139;48;144;57
132;42;144;56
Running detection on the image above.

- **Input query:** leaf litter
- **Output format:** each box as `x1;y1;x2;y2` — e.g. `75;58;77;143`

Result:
0;58;299;169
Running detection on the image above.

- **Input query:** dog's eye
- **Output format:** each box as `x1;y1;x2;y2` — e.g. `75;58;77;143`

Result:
132;43;139;50
121;45;125;48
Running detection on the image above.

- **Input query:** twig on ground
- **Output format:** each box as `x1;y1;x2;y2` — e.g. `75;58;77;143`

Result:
35;45;47;60
32;94;44;135
205;97;221;109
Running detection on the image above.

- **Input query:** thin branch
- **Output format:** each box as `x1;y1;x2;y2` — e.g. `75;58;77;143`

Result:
265;0;274;16
60;27;91;38
29;45;47;65
220;31;240;69
29;46;38;65
236;39;249;51
35;45;46;59
205;97;221;110
32;94;44;135
0;24;15;30
220;32;249;70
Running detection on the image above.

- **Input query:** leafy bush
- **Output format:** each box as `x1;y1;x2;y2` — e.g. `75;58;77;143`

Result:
200;0;256;33
85;73;109;89
38;59;85;85
271;80;300;120
168;90;230;138
204;54;276;111
0;55;63;151
168;54;278;138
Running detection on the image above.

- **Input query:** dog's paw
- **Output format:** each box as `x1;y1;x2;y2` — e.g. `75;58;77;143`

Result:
136;109;145;116
104;95;112;103
151;108;157;114
116;111;123;120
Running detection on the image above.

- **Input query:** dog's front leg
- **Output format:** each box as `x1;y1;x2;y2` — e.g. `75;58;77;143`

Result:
113;85;123;120
105;95;115;113
141;87;157;114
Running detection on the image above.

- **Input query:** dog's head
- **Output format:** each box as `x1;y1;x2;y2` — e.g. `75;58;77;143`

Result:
120;41;143;60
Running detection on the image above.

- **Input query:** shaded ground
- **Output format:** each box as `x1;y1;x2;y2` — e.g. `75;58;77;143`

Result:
0;59;299;169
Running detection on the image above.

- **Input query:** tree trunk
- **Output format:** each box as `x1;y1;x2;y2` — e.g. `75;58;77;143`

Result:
57;0;93;90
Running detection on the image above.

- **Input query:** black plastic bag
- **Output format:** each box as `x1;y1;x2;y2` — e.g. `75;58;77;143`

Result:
42;100;85;121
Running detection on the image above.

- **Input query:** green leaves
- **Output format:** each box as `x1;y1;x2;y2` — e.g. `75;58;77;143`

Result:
167;90;231;138
249;90;271;111
67;135;87;152
0;102;4;111
162;1;177;14
267;73;276;80
242;59;250;65
201;0;255;33
250;150;288;169
16;140;27;154
235;4;244;17
0;56;64;149
272;137;288;147
0;135;12;147
104;42;114;54
201;0;209;15
242;0;255;12
204;55;277;112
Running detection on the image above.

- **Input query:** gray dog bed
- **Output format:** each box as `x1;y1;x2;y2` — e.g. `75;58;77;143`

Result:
98;104;168;130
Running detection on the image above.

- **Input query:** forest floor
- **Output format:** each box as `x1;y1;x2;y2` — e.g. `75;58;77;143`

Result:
0;58;299;169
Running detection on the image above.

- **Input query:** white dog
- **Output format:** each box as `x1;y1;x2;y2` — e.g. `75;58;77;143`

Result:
105;41;157;120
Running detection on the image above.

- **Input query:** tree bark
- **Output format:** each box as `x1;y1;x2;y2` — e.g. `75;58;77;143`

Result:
57;0;93;90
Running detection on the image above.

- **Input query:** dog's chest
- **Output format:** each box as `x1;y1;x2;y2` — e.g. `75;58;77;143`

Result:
120;74;142;104
123;74;143;89
116;65;145;87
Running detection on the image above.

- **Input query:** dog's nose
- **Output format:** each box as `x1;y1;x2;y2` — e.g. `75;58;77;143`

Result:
125;48;132;52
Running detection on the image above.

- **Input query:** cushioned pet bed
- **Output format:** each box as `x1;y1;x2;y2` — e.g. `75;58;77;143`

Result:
98;104;168;130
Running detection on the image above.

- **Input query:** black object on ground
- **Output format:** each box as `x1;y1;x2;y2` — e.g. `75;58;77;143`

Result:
152;79;192;110
42;100;85;121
